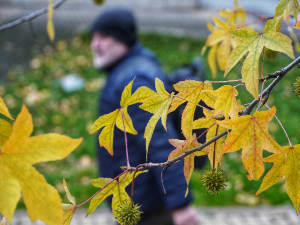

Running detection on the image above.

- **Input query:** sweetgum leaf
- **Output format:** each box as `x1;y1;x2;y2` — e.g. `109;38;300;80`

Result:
0;119;12;147
90;79;155;155
217;106;283;180
256;145;300;214
0;105;82;224
193;108;226;168
139;78;174;157
225;17;294;99
0;97;13;120
87;172;143;218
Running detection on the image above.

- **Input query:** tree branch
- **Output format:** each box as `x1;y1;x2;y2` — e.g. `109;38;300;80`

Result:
124;55;300;172
0;0;67;32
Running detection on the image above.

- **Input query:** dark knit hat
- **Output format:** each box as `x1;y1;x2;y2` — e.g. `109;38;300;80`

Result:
91;8;137;47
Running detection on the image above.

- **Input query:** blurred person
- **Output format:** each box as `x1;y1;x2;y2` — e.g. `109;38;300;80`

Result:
91;8;200;225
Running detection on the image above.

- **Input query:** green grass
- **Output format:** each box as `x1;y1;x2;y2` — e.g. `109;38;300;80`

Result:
1;32;299;209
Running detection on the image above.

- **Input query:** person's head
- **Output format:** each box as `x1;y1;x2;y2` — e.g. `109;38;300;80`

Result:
90;8;138;70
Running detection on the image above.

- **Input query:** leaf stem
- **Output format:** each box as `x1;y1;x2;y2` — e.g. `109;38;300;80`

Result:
237;17;273;29
75;170;128;208
207;79;242;83
120;108;130;167
265;105;292;147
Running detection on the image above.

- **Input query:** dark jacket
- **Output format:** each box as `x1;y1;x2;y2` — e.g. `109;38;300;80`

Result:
97;43;192;213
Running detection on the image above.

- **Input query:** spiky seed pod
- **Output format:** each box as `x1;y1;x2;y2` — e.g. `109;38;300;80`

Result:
200;169;227;196
93;0;105;5
115;200;143;225
292;77;300;98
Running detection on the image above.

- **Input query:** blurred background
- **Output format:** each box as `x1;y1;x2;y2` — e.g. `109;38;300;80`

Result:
0;0;300;211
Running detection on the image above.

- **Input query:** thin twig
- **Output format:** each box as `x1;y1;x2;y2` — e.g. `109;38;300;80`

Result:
0;0;67;32
266;105;292;147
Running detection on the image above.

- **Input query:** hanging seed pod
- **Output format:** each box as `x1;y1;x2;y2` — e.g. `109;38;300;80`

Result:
200;168;227;196
292;77;300;98
115;200;143;225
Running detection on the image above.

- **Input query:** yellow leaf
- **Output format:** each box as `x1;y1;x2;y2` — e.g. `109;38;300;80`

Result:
0;217;6;225
87;171;143;217
91;80;154;155
0;119;12;147
0;105;82;224
168;80;215;114
62;204;76;225
0;97;13;120
168;134;205;195
63;179;76;205
47;0;55;42
216;106;283;180
208;44;218;78
225;17;294;99
274;0;299;30
193;108;226;168
256;145;300;214
204;85;239;120
139;78;174;155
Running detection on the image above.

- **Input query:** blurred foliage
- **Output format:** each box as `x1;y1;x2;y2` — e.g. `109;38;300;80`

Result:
1;31;299;208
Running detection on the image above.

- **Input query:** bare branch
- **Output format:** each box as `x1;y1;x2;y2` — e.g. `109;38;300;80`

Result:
0;0;67;32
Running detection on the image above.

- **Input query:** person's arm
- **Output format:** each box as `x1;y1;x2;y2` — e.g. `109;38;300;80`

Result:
171;205;200;225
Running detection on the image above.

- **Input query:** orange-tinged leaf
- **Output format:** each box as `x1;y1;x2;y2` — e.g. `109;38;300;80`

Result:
0;97;13;120
87;171;143;218
62;204;76;225
193;108;226;168
225;17;295;99
204;85;239;120
293;21;300;29
216;106;283;180
256;145;300;214
168;134;205;195
47;0;55;42
0;105;82;224
168;80;215;114
139;78;174;155
0;119;12;147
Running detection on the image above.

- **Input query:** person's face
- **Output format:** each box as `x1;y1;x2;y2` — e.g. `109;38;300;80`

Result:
91;32;129;70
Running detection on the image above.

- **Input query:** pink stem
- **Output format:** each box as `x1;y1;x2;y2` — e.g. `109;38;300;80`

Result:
75;170;128;208
120;108;130;167
208;79;242;83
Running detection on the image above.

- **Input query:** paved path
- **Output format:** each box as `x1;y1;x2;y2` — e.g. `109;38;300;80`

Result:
6;206;300;225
